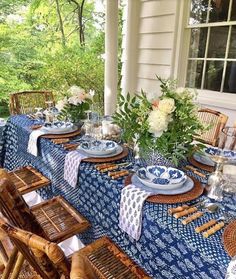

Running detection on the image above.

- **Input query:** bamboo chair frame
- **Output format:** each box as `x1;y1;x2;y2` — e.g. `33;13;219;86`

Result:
0;217;150;279
0;174;90;243
0;217;70;279
10;90;55;115
197;108;228;146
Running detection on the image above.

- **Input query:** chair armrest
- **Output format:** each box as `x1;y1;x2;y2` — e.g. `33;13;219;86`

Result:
70;251;97;279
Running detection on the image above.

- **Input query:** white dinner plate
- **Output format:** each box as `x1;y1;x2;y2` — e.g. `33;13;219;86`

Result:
77;145;123;158
131;175;194;195
193;152;215;167
40;125;77;134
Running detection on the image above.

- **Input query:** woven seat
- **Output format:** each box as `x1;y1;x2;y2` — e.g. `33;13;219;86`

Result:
4;166;50;195
31;196;90;243
197;108;228;146
0;217;150;279
71;236;150;279
0;173;90;244
10;90;55;115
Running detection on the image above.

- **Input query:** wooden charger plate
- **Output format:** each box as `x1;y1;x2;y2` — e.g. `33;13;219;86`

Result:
188;156;214;172
223;220;236;257
41;129;81;139
30;125;81;139
124;175;204;204
82;147;129;163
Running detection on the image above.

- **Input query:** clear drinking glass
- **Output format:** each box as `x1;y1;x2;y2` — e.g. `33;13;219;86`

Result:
207;126;236;198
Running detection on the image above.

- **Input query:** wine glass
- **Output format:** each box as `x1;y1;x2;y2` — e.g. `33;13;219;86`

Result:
207;127;236;199
35;107;43;120
81;110;93;140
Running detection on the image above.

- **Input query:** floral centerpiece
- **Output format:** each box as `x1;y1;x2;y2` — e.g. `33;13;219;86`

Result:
112;77;205;165
56;85;94;123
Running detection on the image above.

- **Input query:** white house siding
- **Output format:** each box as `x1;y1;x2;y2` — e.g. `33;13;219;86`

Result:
121;0;236;124
121;0;178;96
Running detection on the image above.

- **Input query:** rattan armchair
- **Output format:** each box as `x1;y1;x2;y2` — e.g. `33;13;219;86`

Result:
197;108;228;146
0;173;90;243
0;217;150;279
10;90;55;115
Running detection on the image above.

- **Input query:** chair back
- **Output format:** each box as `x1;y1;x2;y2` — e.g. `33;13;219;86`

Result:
0;216;70;279
197;108;228;146
10;90;55;115
0;170;44;237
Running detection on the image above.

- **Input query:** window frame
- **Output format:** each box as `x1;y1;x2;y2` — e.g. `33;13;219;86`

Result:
174;0;236;110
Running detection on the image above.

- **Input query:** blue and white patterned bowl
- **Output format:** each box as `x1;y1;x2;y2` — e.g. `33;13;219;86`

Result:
42;121;74;133
205;147;236;161
80;140;117;155
136;166;187;190
194;147;236;166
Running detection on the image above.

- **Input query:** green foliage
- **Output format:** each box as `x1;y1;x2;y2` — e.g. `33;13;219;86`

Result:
113;77;206;165
0;0;107;117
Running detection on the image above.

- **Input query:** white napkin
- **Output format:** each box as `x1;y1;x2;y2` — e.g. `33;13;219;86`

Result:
225;256;236;279
119;184;152;241
27;129;45;156
64;151;88;188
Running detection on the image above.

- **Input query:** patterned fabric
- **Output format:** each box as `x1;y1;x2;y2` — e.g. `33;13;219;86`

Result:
225;256;236;279
27;129;46;156
64;150;88;188
119;184;152;240
2;115;236;279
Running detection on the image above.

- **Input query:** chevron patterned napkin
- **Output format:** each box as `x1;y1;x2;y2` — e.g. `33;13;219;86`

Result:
119;184;152;240
27;129;46;156
64;150;88;188
226;256;236;279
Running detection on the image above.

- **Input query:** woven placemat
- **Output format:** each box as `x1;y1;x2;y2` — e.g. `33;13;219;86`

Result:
83;147;129;163
188;156;214;172
30;125;81;139
124;175;204;204
223;220;236;257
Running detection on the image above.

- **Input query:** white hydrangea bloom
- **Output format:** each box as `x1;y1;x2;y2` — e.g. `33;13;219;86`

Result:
55;98;67;111
69;85;85;95
68;93;86;105
158;98;175;114
148;109;171;137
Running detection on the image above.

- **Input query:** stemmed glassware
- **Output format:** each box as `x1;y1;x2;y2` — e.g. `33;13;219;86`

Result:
207;126;236;200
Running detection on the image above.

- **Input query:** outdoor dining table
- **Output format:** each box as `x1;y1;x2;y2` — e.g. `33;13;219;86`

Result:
1;115;236;279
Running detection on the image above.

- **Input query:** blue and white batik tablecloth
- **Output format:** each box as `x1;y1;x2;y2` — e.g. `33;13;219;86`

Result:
2;115;236;279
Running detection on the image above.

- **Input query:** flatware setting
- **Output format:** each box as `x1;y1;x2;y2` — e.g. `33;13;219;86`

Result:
168;201;236;238
181;203;218;225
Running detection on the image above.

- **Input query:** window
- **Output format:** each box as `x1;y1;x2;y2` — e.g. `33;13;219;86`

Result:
185;0;236;94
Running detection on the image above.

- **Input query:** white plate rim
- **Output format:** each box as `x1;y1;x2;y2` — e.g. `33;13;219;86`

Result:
131;175;194;195
77;144;123;158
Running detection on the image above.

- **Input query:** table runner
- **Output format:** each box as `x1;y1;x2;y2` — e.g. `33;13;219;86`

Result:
2;115;236;279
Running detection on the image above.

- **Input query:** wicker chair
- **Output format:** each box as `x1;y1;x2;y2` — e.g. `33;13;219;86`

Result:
0;174;90;243
0;217;150;279
10;90;55;115
197;108;228;146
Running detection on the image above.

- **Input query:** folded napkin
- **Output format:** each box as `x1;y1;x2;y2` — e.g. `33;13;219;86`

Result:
27;129;45;156
119;184;152;241
64;150;88;188
225;256;236;279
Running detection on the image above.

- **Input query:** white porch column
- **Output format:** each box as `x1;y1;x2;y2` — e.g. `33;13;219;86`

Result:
121;0;140;97
104;0;119;115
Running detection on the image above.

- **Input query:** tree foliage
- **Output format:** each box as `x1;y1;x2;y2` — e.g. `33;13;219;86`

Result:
0;0;106;116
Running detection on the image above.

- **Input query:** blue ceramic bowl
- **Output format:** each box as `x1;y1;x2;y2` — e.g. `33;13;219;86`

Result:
80;140;117;155
136;166;186;190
